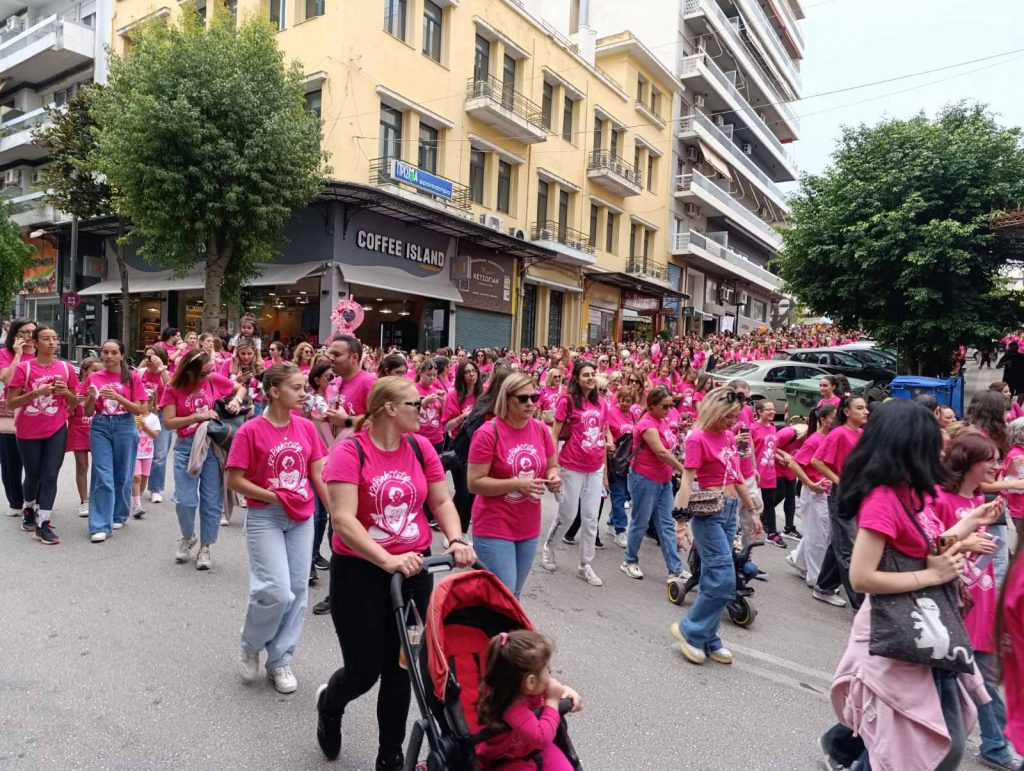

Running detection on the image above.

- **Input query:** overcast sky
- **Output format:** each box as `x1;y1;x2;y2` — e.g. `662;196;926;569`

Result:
790;0;1024;181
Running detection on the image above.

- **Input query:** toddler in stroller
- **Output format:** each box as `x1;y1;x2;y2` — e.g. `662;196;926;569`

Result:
394;556;583;771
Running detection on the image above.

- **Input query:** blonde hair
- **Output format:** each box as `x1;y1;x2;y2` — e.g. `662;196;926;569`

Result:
946;421;979;441
292;342;314;363
695;386;741;432
356;375;417;432
494;372;535;420
543;368;564;387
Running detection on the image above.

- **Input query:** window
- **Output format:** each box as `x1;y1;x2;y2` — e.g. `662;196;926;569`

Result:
629;223;638;258
605;212;616;252
469;149;485;204
496;160;512;214
379;104;403;159
636;75;646;102
474;35;490;82
561;96;574;143
646;155;655;192
269;0;285;30
502;55;516;109
589;204;599;248
384;0;406;39
305;0;324;19
751;299;767;323
195;0;207;23
541;82;553;130
227;0;238;21
422;1;442;61
304;89;322;119
558;190;569;237
643;228;652;259
650;87;661;116
633;146;641;173
705;277;719;305
53;85;76;107
547;291;564;347
521;283;537;348
536;179;549;225
592;115;603;152
418;124;438;173
609;129;619;160
81;12;95;26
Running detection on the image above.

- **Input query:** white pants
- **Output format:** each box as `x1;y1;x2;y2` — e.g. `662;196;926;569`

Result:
792;486;830;587
544;467;604;566
738;476;764;547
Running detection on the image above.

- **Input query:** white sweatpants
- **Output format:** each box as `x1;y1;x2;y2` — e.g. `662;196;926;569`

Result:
544;467;604;566
791;486;830;587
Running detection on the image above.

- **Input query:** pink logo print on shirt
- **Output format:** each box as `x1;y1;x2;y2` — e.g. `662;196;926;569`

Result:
369;471;420;543
268;441;309;498
505;443;542;502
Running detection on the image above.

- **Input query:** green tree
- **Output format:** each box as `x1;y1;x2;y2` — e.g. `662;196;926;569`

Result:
0;199;33;313
91;9;329;332
775;103;1024;375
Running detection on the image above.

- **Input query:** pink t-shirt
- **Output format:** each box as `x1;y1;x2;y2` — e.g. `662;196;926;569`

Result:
9;359;78;439
857;485;944;560
632;413;677;484
139;369;166;406
1001;446;1024;520
605;401;636;442
1002;556;1024;754
468;418;556;541
684;427;742;489
813;423;862;476
792;431;827;483
415;380;446;446
158;341;178;375
1007;402;1024;423
158;373;235;437
774;425;800;481
86;369;147;417
554;394;607;473
226;414;326;518
330;370;377;416
0;348;33;374
677;383;697;417
817;395;841;408
442;390;476;438
751;421;778;488
732;405;756;479
324;431;442;556
136;412;160;459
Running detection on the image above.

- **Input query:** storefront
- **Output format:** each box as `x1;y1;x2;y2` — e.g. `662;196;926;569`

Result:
451;251;514;351
585;268;687;343
520;261;584;349
585;281;620;345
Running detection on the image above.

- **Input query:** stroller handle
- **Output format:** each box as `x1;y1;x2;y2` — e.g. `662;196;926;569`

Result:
390;554;488;611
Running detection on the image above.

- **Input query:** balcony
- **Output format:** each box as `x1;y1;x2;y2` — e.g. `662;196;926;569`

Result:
530;221;596;267
672;230;783;293
674;170;783;251
0;16;95;85
678;53;797;180
587;150;642;197
678;113;789;212
6;190;51;228
0;107;50;165
736;0;802;95
369;156;472;211
464;75;548;145
771;0;805;53
625;256;673;288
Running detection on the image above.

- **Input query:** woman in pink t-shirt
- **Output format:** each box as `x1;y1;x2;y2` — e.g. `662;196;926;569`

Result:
541;361;609;586
6;325;79;544
444;360;483;533
83;339;147;542
159;349;246;566
604;386;639;543
263;340;288;370
467;372;560;599
315;376;474;764
226;364;329;695
222;338;265;417
750;399;785;548
1000;545;1024;755
817;376;842;409
0;318;36;517
412;359;447;453
292;342;315;376
671;387;760;665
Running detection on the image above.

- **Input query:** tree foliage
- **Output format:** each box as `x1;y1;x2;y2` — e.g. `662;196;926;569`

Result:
775;103;1024;374
91;9;329;332
0;200;33;313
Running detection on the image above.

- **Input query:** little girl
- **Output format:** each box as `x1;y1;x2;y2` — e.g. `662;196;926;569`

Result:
68;358;102;517
131;395;161;518
476;630;581;771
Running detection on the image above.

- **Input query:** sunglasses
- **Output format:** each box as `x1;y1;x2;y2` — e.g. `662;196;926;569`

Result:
721;392;747;404
512;393;541;404
629;378;642;384
401;400;423;410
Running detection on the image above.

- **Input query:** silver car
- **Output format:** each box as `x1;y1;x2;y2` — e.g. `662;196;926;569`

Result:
710;360;833;419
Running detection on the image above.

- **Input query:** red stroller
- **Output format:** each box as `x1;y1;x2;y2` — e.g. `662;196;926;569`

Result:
392;555;582;771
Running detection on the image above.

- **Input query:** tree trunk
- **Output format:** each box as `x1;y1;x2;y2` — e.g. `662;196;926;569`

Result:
116;218;131;351
202;236;231;334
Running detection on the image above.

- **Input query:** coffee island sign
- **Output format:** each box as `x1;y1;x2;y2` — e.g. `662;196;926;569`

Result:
355;229;447;274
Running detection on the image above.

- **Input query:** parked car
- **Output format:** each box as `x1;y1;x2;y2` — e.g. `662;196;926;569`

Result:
839;342;899;368
711;361;835;420
783;347;896;384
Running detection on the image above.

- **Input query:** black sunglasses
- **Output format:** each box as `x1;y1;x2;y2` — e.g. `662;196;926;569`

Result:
629;378;642;384
401;400;423;410
513;393;541;404
722;392;747;404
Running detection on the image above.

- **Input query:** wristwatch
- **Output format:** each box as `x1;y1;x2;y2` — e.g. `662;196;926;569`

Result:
448;537;468;547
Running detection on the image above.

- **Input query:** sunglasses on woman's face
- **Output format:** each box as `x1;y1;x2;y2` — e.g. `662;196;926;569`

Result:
401;400;423;411
722;392;747;404
630;378;642;384
512;393;541;404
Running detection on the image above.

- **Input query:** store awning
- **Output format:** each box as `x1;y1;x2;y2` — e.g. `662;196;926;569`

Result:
525;276;583;294
79;261;327;296
699;141;733;181
248;261;326;287
340;264;463;303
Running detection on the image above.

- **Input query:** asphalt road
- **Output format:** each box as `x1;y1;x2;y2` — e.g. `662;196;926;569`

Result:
0;366;1004;771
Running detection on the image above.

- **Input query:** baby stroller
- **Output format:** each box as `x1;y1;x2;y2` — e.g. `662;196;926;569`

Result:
393;555;583;771
666;538;764;627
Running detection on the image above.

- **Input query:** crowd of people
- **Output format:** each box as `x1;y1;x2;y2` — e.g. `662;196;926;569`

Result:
1;315;1022;770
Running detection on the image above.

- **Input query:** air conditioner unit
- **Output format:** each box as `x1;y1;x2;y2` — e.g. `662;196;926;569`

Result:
684;146;699;162
4;16;24;33
742;143;753;155
479;213;504;231
713;114;725;127
508;226;527;240
3;169;21;187
718;287;734;303
683;203;700;218
737;290;750;306
694;93;706;108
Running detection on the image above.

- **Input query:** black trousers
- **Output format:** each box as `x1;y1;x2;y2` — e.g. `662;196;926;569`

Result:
777;477;797;530
815;486;864;610
17;426;67;511
0;431;24;510
759;486;778;533
312;494;328;559
451;462;474;534
323;553;433;759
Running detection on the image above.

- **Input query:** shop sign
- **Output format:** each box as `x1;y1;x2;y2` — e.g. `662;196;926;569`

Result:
682;306;696;317
622;291;661;312
390;159;453;201
344;210;455;279
21;237;57;295
451;253;513;314
356;229;447;273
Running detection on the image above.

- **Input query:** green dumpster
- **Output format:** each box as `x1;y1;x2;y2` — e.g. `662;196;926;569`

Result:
784;376;871;420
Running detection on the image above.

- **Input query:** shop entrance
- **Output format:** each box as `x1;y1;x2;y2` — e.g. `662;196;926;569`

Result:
349;286;449;352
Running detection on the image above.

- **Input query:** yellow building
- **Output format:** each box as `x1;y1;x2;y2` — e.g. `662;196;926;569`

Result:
103;0;681;350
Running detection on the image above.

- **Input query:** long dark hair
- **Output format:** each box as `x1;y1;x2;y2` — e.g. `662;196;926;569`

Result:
835;394;865;426
965;391;1009;455
103;339;132;385
942;433;998;494
170;349;211;391
837;400;947;521
807;402;837;434
454;360;482;405
475;365;513;416
477;630;553;730
568;360;600;410
5;318;35;354
378;353;407;377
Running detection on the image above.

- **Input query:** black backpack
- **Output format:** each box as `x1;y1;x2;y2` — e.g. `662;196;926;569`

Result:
446;406;492;469
609;433;636;478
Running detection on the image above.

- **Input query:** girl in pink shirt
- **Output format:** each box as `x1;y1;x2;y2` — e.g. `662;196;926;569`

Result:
412;359;447;452
221;338;265;417
263;340;287;370
226;363;329;694
751;399;785;547
444;361;483;533
6;325;79;544
67;358;102;518
0;318;36;518
1001;546;1024;755
292;342;315;376
137;346;172;504
817;376;842;409
130;395;161;519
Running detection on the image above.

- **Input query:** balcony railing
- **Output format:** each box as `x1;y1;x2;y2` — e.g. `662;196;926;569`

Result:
368;156;472;210
675;170;783;250
530;221;595;254
674;229;783;289
0;15;60;60
737;0;802;91
466;75;546;130
588;150;643;188
0;105;48;138
626;256;671;284
773;0;805;50
634;99;665;126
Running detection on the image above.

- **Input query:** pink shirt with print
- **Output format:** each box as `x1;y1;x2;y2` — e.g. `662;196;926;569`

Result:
751;421;778;488
554;394;607;474
86;369;147;417
684;427;742;489
414;380;446;446
158;372;234;437
632;413;677;484
10;359;78;439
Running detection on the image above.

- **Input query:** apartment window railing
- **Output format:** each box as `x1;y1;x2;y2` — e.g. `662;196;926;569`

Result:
625;256;670;284
0;15;87;60
773;0;805;49
0;106;49;138
634;99;665;125
530;221;596;254
587;150;643;188
674;229;783;288
368;156;472;210
675;170;783;248
466;75;546;131
738;0;802;90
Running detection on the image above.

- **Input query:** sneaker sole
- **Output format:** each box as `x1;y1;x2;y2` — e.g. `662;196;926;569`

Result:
619;564;644;580
196;562;211;571
34;533;60;545
813;592;846;608
669;623;706;665
268;675;298;694
133;511;145;519
708;651;733;664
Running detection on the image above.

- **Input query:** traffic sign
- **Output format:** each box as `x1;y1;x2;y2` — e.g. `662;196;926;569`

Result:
61;291;82;308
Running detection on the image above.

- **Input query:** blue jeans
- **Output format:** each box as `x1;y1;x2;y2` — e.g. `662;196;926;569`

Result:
989;524;1009;589
252;401;266;417
241;504;314;670
88;414;138;535
679;497;738;653
473;535;539;599
608;473;629;533
625;471;683;575
976;651;1012;762
172;434;222;545
147;414;173;494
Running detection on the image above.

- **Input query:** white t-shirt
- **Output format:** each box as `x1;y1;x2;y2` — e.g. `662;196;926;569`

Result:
136;413;161;459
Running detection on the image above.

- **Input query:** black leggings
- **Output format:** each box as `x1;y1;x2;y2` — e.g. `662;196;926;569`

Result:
323;553;433;759
17;426;67;511
777;477;797;529
759;486;778;533
815;485;864;610
0;431;24;510
451;462;474;534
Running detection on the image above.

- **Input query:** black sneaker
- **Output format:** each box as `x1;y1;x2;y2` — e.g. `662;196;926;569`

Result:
315;684;342;760
309;566;319;586
21;508;36;532
313;596;331;616
375;751;404;771
313;555;330;571
561;534;576;545
34;521;60;545
595;536;605;549
783;526;803;539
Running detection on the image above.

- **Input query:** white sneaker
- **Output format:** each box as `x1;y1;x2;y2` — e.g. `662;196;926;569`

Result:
786;552;807;579
175;536;197;563
670;622;706;665
620;561;644;580
812;587;847;607
220;515;230;526
603;523;617;536
112;521;124;530
8;507;22;517
196;545;212;570
238;649;260;683
540;545;556;572
90;532;107;543
667;570;692;584
132;503;145;519
709;646;734;664
577;564;603;586
78;501;89;518
613;532;628;548
150;492;163;504
268;665;297;694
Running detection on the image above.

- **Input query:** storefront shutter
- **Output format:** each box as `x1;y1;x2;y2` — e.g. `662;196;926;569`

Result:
521;283;537;348
547;290;563;347
455;307;512;352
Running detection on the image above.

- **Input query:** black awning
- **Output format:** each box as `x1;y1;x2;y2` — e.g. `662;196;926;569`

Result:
586;269;688;299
